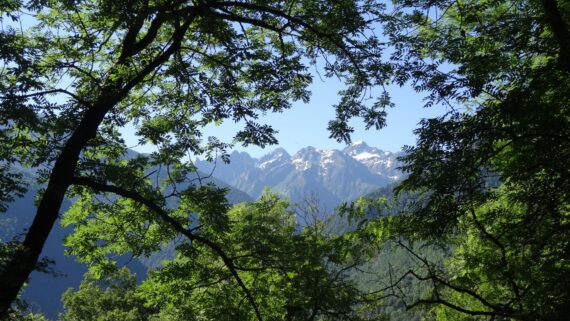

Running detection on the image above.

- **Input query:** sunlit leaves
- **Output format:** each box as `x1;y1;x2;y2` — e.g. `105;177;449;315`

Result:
66;191;377;321
60;267;153;321
62;192;171;277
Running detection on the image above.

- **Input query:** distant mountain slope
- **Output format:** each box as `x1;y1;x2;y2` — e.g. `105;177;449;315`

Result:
196;142;403;208
324;183;398;235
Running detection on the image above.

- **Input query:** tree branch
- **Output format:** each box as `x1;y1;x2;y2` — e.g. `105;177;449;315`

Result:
1;89;93;108
395;240;506;314
209;1;367;79
468;207;522;305
539;0;570;71
70;176;264;321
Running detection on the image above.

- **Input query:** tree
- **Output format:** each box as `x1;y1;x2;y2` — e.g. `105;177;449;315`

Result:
59;267;153;321
359;0;570;319
0;0;390;316
60;191;380;321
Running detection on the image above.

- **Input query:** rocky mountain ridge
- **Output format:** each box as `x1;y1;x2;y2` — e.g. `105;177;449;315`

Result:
196;141;403;208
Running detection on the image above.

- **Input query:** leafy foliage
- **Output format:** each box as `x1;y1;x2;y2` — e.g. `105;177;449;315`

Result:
349;0;570;320
0;0;391;314
60;191;381;321
59;268;152;321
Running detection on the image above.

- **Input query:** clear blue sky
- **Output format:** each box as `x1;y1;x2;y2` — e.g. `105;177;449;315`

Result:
125;77;447;158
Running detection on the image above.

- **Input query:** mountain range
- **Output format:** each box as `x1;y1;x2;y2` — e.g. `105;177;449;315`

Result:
196;141;403;209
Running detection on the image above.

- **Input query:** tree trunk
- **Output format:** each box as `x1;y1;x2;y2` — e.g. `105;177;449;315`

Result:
540;0;570;71
0;102;111;317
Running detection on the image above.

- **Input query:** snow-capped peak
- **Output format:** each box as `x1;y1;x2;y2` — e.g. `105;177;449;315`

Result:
340;141;401;179
256;147;291;169
343;141;373;156
352;140;368;147
291;147;318;171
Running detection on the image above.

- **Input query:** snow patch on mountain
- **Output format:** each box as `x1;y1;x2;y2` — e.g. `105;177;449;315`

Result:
320;149;337;164
258;158;279;169
292;157;312;171
353;151;380;161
